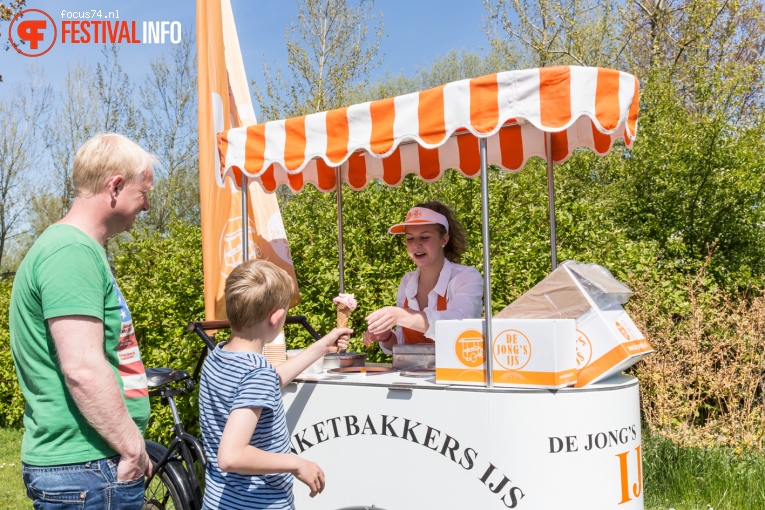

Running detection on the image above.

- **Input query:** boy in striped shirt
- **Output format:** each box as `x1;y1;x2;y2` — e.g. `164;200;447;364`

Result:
199;260;352;509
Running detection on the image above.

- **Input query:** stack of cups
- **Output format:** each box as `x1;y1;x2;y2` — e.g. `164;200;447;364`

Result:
263;331;286;366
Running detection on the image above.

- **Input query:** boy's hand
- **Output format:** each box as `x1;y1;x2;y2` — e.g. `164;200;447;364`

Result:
294;458;325;497
323;327;353;353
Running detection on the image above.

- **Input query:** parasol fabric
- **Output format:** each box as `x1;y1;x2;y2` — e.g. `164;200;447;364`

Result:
218;66;639;193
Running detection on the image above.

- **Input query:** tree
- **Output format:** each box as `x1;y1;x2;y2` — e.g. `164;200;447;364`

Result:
95;45;144;136
484;0;623;68
483;0;765;285
0;0;26;83
349;48;514;104
138;32;199;233
30;45;142;238
255;0;384;119
0;66;51;270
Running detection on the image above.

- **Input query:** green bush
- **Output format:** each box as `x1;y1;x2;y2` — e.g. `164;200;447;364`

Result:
0;278;24;428
113;223;207;442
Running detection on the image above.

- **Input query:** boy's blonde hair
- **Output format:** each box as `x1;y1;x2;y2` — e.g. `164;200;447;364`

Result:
225;259;294;330
73;133;156;196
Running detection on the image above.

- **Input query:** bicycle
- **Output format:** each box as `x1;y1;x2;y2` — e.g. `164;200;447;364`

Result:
142;315;321;510
143;364;206;510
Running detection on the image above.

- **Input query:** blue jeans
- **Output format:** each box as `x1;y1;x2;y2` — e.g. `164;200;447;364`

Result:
22;455;144;509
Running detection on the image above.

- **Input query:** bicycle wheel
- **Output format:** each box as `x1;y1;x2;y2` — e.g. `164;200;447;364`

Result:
144;460;188;510
145;440;195;510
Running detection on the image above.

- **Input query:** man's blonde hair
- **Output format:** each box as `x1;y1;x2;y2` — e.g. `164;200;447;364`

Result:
73;133;156;196
225;260;294;331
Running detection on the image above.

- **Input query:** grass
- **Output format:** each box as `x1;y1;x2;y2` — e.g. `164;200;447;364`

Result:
643;433;765;510
0;428;27;510
2;427;765;509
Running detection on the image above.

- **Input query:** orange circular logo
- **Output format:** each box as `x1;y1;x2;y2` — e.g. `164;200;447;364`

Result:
455;329;485;367
406;209;422;221
575;329;593;368
493;329;532;370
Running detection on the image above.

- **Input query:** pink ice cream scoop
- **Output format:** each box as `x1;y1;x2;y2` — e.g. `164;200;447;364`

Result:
332;293;357;310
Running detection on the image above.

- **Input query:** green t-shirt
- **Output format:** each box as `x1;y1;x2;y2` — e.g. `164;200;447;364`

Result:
9;224;150;465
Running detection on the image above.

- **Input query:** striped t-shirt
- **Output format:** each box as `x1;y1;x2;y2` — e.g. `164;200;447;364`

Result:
199;343;294;509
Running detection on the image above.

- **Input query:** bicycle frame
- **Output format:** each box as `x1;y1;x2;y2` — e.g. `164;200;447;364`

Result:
146;368;206;510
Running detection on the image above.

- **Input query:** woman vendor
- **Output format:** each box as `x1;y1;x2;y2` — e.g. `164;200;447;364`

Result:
363;201;483;352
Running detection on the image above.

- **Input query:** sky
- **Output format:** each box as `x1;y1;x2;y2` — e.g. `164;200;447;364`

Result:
2;0;493;112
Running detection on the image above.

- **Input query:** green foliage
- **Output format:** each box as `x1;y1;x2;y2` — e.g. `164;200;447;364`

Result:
137;32;200;233
113;223;206;442
0;278;24;428
484;0;765;291
608;76;765;287
484;0;622;68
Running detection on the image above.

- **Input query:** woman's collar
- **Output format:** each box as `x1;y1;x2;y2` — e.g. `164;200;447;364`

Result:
405;259;454;298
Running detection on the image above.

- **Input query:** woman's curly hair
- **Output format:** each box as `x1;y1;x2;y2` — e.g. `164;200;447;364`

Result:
415;200;467;263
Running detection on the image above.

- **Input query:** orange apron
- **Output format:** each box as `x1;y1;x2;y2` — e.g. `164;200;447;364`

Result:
401;291;447;345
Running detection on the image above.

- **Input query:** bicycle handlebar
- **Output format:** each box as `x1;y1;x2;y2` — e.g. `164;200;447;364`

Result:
187;315;322;345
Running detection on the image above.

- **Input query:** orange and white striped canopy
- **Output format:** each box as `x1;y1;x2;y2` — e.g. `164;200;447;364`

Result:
217;66;639;193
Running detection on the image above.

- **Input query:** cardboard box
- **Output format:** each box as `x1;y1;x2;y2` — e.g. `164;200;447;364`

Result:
435;318;577;389
495;261;654;387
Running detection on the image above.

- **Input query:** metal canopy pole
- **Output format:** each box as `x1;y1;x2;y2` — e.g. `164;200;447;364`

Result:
336;167;345;293
479;138;494;388
241;175;249;261
546;132;558;270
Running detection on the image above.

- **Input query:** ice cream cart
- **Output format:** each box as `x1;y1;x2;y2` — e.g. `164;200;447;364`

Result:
217;66;644;509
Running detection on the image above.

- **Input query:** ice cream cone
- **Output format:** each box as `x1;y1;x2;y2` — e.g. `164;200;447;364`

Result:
336;304;351;328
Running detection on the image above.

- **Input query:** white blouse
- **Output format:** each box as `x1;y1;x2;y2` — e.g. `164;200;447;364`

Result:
383;259;484;353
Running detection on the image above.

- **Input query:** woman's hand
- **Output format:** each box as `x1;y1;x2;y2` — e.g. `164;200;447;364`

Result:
363;330;393;346
365;306;403;335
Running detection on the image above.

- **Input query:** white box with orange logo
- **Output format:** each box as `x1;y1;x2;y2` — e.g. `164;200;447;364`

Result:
434;318;577;389
434;320;488;386
569;294;652;388
495;261;654;388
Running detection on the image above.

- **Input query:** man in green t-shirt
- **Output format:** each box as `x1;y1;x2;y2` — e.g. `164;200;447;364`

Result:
10;133;155;509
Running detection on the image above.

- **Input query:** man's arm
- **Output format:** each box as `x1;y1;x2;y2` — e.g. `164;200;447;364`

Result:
49;315;149;481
